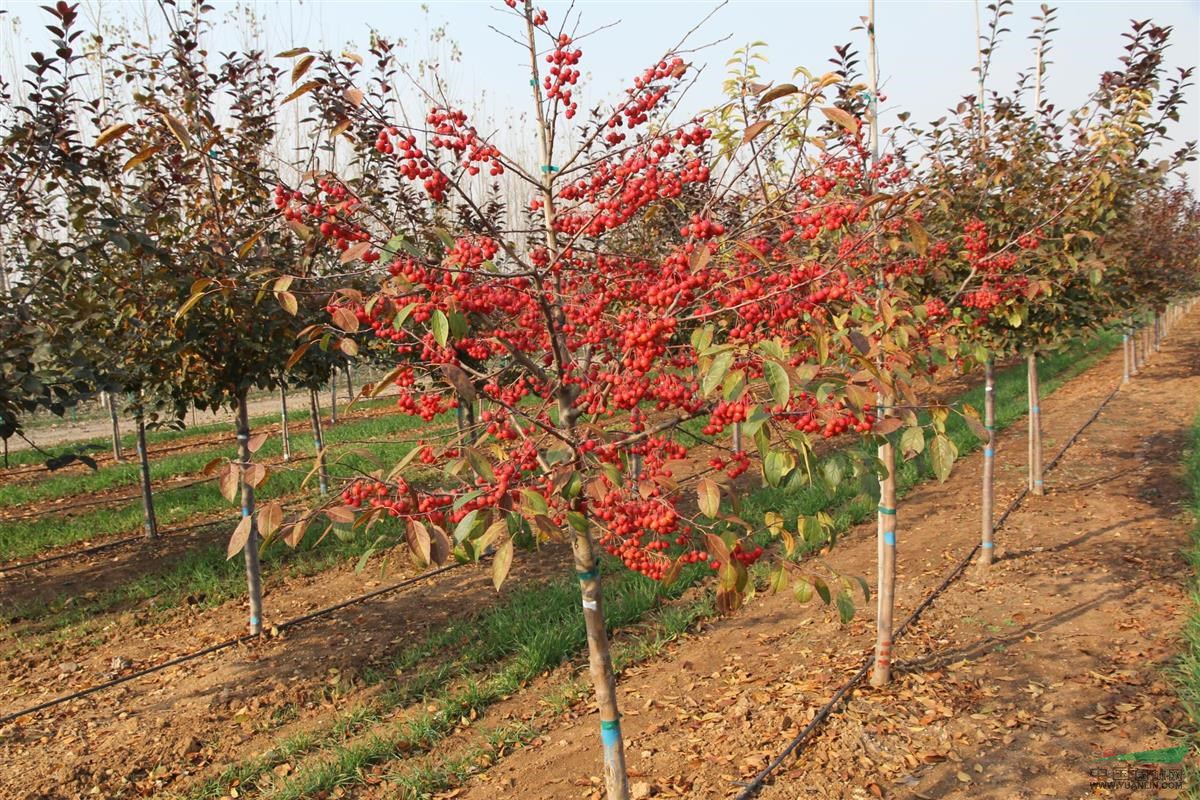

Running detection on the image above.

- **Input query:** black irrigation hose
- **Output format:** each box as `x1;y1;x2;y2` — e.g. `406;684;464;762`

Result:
0;516;234;574
0;558;472;728
733;382;1124;799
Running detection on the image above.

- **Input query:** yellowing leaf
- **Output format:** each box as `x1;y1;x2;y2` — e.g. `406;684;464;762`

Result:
122;145;160;172
340;241;371;264
277;290;298;316
820;106;859;134
258;501;283;538
284;80;320;104
332;307;360;332
325;505;357;524
697;478;720;518
160;112;191;149
291;54;315;83
742;119;774;144
492;538;514;590
95;122;134;147
758;83;800;106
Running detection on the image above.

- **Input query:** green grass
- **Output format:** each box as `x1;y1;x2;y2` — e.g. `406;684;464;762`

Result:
0;409;446;563
0;390;398;472
1173;409;1200;793
0;395;413;510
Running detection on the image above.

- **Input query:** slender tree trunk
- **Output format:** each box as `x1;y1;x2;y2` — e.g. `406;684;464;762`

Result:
1122;327;1132;384
1027;354;1043;495
344;365;354;402
1131;321;1141;375
279;385;292;462
106;392;124;463
731;422;742;454
2;437;7;469
572;517;629;799
1154;313;1162;351
308;387;330;495
978;359;996;570
236;394;264;635
330;372;339;425
867;0;895;689
872;421;897;686
134;410;158;539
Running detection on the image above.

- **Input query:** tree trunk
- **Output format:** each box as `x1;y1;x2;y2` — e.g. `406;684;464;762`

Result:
1122;327;1131;385
279;385;292;462
978;359;996;570
135;410;158;539
308;388;330;495
106;392;124;463
236;394;264;635
572;521;630;799
731;422;742;454
344;365;354;402
872;414;897;686
1027;354;1043;495
1131;322;1140;375
330;372;339;425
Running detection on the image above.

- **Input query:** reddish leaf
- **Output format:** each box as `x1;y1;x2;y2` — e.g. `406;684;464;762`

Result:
227;515;253;559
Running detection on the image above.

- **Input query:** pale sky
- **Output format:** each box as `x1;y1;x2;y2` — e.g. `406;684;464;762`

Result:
3;0;1198;182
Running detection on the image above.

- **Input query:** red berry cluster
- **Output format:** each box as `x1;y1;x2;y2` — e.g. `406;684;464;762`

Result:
544;34;582;118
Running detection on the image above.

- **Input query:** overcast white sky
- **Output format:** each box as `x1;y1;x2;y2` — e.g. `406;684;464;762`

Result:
3;0;1198;182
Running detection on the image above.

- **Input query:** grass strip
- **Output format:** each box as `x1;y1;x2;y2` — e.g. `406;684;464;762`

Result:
1173;409;1200;790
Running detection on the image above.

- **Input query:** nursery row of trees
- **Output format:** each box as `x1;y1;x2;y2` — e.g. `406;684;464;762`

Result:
2;1;1197;796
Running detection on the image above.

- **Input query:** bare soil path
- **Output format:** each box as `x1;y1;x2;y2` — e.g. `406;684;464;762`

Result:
452;313;1200;800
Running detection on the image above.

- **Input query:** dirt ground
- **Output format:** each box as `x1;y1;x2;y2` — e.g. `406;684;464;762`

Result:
452;315;1200;800
0;313;1194;800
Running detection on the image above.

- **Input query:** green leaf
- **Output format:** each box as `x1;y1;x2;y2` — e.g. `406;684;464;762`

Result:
930;433;958;482
900;426;925;460
764;360;791;407
768;565;789;593
794;578;814;603
835;590;855;623
432;310;449;346
763;449;795;488
453;509;482;543
519;488;548;516
853;575;871;603
821;457;844;489
393;303;417;330
702;351;733;397
812;576;832;605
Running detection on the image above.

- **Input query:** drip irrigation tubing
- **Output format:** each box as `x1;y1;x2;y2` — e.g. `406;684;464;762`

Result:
1;449;320;526
0;474;327;574
732;380;1124;799
0;556;476;728
0;517;228;574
